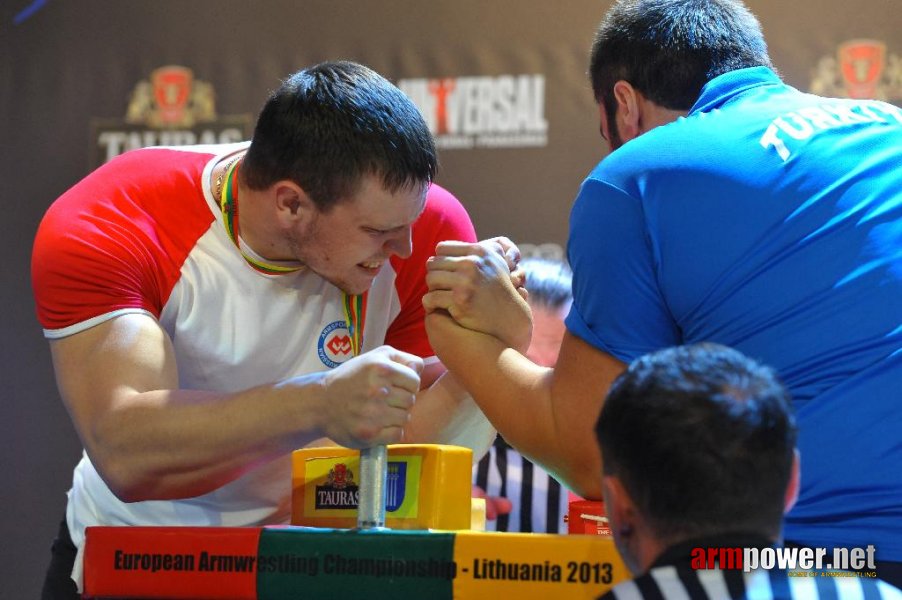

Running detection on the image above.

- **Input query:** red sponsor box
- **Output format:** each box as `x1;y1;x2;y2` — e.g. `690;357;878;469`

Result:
566;500;612;536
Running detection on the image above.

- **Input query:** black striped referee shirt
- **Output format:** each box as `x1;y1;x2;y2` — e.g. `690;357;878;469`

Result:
599;536;902;600
473;436;570;533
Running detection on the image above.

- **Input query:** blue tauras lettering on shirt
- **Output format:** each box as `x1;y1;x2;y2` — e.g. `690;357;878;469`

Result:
760;100;902;161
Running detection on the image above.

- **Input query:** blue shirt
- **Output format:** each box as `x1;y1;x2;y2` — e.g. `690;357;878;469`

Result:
567;67;902;560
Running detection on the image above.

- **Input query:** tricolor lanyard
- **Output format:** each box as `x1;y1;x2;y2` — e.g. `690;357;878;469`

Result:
342;290;368;357
220;160;301;275
219;159;367;354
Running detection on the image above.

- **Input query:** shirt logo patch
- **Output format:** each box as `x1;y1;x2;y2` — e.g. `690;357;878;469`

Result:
318;320;354;368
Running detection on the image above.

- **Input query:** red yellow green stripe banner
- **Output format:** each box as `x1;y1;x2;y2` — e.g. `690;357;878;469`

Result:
83;526;629;598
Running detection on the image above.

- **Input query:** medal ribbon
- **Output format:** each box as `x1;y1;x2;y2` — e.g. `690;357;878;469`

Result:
219;160;303;275
342;290;368;357
219;159;367;354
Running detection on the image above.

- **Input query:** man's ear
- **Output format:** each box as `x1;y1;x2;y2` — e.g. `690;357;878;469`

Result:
273;181;316;224
784;448;801;514
612;80;642;142
598;102;613;144
602;474;637;536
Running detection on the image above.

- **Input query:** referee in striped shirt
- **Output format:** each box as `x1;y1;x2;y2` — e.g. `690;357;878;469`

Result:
473;257;573;533
596;344;901;599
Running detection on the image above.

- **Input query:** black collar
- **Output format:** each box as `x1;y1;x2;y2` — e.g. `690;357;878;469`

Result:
651;533;775;570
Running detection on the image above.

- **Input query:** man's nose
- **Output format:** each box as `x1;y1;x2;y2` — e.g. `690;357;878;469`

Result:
385;226;413;258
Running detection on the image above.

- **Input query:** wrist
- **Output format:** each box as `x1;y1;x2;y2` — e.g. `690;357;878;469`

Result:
504;296;533;353
276;372;329;446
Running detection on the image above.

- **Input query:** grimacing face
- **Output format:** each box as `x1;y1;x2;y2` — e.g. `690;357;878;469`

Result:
288;174;427;295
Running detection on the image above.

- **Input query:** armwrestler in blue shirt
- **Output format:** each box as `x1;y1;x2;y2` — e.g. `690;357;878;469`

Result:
422;0;902;588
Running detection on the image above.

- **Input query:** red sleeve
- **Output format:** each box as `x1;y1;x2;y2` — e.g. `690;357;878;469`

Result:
385;183;477;357
31;148;215;335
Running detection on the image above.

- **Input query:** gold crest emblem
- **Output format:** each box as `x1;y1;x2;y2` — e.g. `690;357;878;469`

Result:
810;39;902;101
125;65;217;128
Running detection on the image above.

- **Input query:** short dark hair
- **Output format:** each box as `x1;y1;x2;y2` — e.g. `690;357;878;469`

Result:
522;258;572;310
596;343;796;542
589;0;773;112
241;61;437;210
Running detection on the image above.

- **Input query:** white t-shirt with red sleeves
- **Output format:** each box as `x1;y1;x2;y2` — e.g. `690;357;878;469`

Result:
31;143;477;583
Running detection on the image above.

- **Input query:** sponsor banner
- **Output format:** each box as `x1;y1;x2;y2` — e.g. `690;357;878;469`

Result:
292;445;472;531
83;526;262;599
257;528;456;600
453;531;626;599
398;75;549;150
302;454;421;519
83;526;630;599
90;65;254;168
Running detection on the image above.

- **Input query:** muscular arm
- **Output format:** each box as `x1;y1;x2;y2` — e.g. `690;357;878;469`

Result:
425;311;625;498
51;313;419;503
402;361;496;460
380;237;522;459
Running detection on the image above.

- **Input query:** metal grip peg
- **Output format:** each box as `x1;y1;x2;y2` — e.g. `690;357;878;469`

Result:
357;445;388;529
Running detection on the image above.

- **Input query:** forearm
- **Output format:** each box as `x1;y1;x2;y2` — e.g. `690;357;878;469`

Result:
83;375;328;502
402;369;496;460
425;314;563;469
52;314;420;503
426;313;612;498
456;348;603;497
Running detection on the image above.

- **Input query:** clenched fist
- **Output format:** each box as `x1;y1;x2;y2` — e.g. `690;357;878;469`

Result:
318;345;424;448
423;237;532;351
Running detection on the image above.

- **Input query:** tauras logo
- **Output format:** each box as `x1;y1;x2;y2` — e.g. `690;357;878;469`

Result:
316;463;360;509
90;65;253;168
399;74;548;149
810;39;902;101
314;461;408;511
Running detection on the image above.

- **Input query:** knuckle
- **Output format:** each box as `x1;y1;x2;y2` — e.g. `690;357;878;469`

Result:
371;361;393;379
354;426;377;444
454;287;475;305
459;260;477;276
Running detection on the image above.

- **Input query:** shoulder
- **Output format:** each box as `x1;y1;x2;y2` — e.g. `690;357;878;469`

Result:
32;146;219;332
599;567;687;599
869;578;902;599
420;183;475;237
413;183;476;244
35;146;215;254
98;145;215;179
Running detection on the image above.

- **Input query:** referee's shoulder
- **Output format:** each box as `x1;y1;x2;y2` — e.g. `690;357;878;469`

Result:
597;566;902;599
867;576;902;600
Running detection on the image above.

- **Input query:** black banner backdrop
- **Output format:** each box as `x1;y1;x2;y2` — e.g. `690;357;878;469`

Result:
2;1;899;595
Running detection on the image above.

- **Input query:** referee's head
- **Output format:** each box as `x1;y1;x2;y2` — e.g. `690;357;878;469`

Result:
595;343;799;573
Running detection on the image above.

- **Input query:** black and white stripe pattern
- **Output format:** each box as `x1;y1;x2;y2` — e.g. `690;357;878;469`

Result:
473;436;570;534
